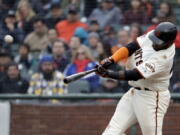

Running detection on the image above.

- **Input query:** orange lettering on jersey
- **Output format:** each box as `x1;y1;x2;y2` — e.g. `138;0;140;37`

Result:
135;48;143;66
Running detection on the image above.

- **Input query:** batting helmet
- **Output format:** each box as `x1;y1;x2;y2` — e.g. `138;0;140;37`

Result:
149;22;177;50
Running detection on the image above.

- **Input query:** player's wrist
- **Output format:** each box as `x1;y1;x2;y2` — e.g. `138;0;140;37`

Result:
106;70;120;80
100;57;114;68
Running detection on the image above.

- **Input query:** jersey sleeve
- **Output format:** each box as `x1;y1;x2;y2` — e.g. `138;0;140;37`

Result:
136;56;171;79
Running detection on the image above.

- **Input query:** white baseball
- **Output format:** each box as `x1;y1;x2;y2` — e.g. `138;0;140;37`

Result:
4;35;14;43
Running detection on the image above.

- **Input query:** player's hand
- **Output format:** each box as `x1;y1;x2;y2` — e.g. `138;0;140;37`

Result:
100;57;114;68
95;65;109;77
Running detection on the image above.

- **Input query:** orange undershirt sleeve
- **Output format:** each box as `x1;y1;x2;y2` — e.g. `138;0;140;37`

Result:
110;47;129;63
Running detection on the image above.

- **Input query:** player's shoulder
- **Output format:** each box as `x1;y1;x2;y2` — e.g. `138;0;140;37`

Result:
149;44;175;65
157;44;175;60
136;31;152;47
137;31;150;41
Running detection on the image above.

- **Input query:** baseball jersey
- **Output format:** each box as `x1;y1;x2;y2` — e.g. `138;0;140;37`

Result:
126;30;175;91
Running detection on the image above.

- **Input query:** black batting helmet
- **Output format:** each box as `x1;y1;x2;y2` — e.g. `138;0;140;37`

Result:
149;22;177;50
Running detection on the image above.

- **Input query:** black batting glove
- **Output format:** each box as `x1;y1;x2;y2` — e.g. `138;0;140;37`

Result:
100;57;114;68
95;65;109;77
95;65;121;79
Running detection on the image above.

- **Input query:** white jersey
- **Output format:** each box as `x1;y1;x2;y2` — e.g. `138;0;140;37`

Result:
126;30;175;91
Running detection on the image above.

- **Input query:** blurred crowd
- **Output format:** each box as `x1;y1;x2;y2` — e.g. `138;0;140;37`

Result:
0;0;180;95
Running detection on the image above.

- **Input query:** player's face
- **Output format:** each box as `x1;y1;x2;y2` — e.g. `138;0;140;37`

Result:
152;43;171;51
152;44;162;51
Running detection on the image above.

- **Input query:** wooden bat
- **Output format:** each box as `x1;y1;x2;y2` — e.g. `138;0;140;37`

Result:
63;68;97;84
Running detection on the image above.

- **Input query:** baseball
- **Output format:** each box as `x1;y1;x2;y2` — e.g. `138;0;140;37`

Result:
4;35;14;43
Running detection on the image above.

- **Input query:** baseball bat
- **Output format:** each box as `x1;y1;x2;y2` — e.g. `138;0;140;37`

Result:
63;68;97;84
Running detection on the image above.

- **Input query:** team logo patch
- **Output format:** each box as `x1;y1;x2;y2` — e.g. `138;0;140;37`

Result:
145;63;155;73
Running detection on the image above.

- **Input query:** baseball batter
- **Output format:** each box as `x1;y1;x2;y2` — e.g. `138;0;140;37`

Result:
96;22;177;135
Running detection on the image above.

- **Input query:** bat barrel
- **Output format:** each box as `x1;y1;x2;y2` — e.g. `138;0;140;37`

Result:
63;68;97;84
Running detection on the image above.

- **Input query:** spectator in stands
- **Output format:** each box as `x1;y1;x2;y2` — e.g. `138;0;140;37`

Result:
84;0;98;17
89;0;123;29
1;0;18;10
123;0;149;24
97;78;124;93
111;29;130;68
129;23;142;42
30;0;58;16
172;71;180;93
16;0;36;35
0;49;12;79
178;0;180;4
47;29;59;52
45;2;65;29
0;10;24;45
40;29;59;56
14;44;38;80
88;32;104;61
116;0;130;12
175;32;180;57
155;2;176;23
111;29;130;54
88;20;102;35
61;0;81;10
146;12;180;56
0;0;18;21
145;14;162;33
28;55;67;96
74;27;88;45
52;40;69;72
64;46;100;92
0;62;29;94
101;37;113;58
56;4;87;43
24;17;49;51
141;0;154;19
172;82;180;93
66;36;82;60
102;26;118;48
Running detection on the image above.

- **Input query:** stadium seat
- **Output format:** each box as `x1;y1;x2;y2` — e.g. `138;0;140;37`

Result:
67;80;90;93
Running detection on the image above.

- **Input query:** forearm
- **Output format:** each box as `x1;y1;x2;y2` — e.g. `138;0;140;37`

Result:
110;41;140;63
106;69;143;81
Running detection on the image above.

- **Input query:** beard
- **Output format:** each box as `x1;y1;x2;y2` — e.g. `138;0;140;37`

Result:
42;70;54;80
